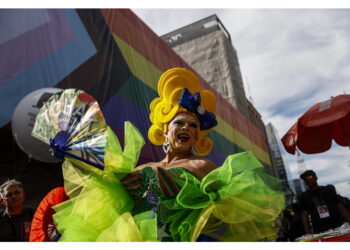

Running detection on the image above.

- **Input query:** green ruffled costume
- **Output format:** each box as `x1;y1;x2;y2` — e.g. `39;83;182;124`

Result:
52;122;285;242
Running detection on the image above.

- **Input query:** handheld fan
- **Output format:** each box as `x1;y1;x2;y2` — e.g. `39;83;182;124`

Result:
29;187;69;242
32;89;108;170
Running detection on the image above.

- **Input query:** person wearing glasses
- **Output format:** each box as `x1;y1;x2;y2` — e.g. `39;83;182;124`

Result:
0;179;34;241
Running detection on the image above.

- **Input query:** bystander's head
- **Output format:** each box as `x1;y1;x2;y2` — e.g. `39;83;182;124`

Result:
300;170;318;190
0;179;25;215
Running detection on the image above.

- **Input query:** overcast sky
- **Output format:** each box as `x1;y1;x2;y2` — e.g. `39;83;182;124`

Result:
132;8;350;198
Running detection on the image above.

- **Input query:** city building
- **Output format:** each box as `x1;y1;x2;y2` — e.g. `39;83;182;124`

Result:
162;14;250;119
292;178;307;198
265;123;295;205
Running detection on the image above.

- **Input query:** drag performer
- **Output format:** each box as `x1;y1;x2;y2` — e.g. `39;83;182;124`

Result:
32;68;284;241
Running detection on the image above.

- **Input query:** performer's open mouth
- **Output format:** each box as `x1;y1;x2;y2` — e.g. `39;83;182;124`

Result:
177;133;190;142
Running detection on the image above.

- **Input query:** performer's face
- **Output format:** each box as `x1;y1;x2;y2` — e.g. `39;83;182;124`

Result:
1;185;25;209
165;113;199;154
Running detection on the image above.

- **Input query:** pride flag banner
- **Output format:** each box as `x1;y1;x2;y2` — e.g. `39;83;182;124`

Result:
0;9;272;172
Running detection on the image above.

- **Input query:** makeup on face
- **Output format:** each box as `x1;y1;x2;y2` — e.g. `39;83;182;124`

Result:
172;118;197;129
172;119;197;142
167;113;199;147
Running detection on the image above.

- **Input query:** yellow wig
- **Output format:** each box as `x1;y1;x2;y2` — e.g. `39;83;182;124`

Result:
148;68;217;156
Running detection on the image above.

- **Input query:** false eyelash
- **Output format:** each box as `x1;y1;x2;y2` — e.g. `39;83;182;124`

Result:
190;122;197;128
173;119;184;125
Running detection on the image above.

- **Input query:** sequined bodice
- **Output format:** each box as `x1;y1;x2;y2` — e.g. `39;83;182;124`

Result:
120;166;195;216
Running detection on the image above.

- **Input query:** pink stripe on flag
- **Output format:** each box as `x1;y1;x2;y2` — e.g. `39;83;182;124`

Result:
0;9;74;85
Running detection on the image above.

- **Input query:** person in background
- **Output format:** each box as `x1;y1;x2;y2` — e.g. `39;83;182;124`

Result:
298;170;350;234
0;179;34;241
276;209;292;241
288;202;304;241
326;184;350;213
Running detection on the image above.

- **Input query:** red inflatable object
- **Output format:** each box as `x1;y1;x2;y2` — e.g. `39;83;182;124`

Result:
29;187;69;242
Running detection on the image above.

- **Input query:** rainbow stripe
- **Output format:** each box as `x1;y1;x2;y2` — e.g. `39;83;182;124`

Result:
99;9;271;167
0;9;96;127
2;9;272;171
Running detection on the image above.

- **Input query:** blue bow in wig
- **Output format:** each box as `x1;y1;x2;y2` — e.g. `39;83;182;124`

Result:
178;88;218;130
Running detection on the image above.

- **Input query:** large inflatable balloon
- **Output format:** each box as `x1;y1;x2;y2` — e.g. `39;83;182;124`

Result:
12;88;63;163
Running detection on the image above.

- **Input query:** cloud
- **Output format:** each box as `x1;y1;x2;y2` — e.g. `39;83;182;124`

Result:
227;10;350;96
285;144;350;193
225;9;350;197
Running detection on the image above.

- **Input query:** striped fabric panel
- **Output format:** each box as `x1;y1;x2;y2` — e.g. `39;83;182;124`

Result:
0;9;96;128
112;74;271;166
99;9;272;168
57;9;133;108
100;9;187;73
0;10;73;85
102;9;269;153
120;173;143;195
157;167;181;198
112;35;269;154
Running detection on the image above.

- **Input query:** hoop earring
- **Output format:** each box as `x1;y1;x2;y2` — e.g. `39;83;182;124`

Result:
163;138;170;154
